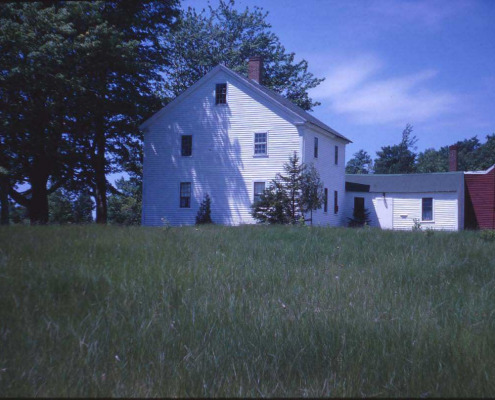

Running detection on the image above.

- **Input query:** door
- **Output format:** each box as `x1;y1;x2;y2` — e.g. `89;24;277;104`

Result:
374;196;393;229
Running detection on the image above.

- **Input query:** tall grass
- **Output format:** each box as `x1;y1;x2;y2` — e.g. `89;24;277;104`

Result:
0;225;494;397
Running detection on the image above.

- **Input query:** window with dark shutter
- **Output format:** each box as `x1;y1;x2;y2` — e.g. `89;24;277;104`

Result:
335;145;339;165
334;190;339;214
215;83;227;104
314;137;319;158
181;135;192;156
324;188;328;213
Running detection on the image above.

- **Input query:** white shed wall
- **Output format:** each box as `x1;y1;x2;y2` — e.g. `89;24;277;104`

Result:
345;191;461;231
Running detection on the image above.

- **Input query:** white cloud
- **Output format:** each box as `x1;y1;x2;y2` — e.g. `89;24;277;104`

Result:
367;0;472;28
312;55;459;126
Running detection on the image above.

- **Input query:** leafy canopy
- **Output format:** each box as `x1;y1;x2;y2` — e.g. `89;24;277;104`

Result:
163;0;323;111
374;124;417;174
346;150;373;174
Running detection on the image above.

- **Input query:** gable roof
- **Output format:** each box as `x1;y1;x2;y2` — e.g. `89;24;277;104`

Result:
345;172;464;193
226;67;351;143
140;64;351;143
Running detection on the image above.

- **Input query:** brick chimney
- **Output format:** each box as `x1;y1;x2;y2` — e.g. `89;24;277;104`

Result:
449;144;458;172
248;56;263;84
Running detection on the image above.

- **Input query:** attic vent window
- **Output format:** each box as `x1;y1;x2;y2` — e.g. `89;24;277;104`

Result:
215;83;227;104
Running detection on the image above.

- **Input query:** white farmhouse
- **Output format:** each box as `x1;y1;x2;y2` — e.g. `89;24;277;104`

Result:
141;57;352;226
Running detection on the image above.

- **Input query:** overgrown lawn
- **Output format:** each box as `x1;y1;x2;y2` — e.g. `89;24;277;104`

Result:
0;225;494;397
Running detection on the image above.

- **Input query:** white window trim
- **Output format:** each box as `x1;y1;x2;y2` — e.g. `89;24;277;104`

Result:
421;197;434;223
179;182;192;209
181;134;193;157
253;131;269;157
253;181;267;203
215;83;227;105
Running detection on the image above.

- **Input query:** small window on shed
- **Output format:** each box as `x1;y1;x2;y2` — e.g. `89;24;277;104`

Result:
422;198;433;221
215;83;227;104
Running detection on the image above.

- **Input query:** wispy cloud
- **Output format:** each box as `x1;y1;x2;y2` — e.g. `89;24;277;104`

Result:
367;0;472;28
312;55;459;126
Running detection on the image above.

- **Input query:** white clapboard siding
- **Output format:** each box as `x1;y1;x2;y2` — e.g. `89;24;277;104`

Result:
344;192;461;231
392;193;459;231
302;127;347;226
142;69;303;226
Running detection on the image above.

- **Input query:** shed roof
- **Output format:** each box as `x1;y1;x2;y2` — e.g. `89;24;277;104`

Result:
345;172;464;193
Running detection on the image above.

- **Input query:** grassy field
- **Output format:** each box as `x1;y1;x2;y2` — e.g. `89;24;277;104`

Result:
0;225;494;397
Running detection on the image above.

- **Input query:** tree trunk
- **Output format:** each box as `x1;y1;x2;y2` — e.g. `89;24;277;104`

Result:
94;122;107;224
29;158;50;225
0;174;9;225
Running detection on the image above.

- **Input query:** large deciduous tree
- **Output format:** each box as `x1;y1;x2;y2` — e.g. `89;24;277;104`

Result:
163;0;323;111
0;1;179;224
374;124;418;174
345;150;373;174
415;134;495;172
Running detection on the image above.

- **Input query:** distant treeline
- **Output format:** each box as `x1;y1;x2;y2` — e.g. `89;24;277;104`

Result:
346;124;495;175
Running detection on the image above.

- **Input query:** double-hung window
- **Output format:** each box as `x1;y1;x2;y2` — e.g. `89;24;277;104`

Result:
215;83;227;104
253;182;265;203
181;135;192;156
254;132;267;156
422;198;433;221
314;137;319;158
180;182;191;208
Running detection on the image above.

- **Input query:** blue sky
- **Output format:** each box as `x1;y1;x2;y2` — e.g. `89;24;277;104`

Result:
183;0;495;160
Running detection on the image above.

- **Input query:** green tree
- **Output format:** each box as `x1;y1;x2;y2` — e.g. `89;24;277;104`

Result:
415;135;495;173
374;124;417;174
251;180;291;224
73;192;94;224
415;147;449;173
0;1;179;224
300;163;324;225
196;194;213;225
477;134;495;170
107;177;142;225
48;189;75;224
252;152;323;224
0;3;81;224
164;0;323;111
345;150;373;174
